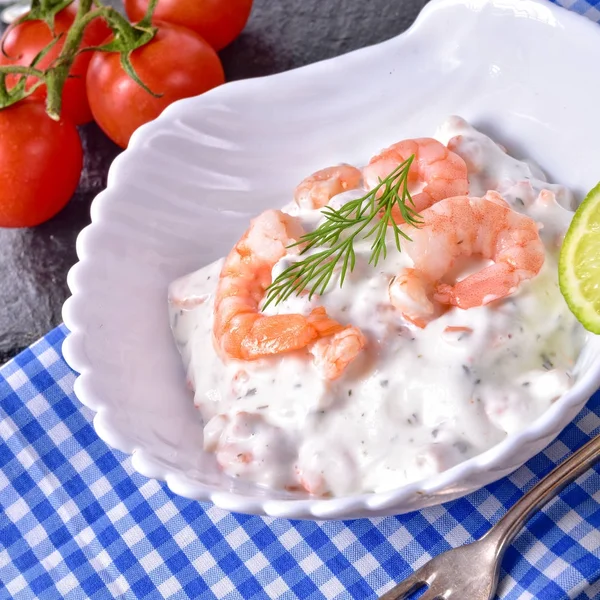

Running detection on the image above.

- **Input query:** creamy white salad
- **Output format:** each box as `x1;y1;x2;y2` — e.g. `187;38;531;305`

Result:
169;116;586;497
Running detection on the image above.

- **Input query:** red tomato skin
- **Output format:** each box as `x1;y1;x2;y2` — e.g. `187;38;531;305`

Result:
0;4;111;125
124;0;253;51
0;103;83;228
86;22;225;148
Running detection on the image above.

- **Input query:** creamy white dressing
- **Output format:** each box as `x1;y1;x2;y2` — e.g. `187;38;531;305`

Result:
168;116;587;496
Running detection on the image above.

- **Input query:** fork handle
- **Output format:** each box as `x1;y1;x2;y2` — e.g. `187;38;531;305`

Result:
486;432;600;551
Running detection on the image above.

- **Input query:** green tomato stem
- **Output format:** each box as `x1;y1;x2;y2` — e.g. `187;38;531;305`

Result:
104;8;143;46
44;0;94;119
0;74;8;104
13;0;74;32
0;0;161;119
138;0;160;28
0;65;46;78
0;69;46;109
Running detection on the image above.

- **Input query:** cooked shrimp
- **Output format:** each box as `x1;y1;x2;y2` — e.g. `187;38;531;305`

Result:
388;268;443;328
309;326;367;381
209;412;297;488
213;209;352;363
295;467;328;496
363;138;469;221
389;192;544;325
294;165;362;210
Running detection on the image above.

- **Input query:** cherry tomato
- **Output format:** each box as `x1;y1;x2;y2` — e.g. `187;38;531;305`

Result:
124;0;253;51
86;22;225;148
0;5;111;125
0;102;83;228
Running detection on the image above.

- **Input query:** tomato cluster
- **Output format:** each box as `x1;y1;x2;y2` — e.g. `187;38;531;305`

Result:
0;0;252;228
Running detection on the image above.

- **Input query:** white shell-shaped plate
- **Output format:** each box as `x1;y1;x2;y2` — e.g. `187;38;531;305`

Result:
63;0;600;519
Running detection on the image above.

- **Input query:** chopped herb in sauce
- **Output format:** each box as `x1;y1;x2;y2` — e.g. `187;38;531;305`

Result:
541;354;554;370
453;440;470;454
407;413;420;425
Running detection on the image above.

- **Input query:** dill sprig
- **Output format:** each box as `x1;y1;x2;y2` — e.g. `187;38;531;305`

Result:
263;155;420;308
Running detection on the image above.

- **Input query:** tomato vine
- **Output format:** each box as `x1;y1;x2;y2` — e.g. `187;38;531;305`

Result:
0;0;161;120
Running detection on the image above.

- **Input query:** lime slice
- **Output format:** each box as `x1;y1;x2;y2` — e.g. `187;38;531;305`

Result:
559;181;600;333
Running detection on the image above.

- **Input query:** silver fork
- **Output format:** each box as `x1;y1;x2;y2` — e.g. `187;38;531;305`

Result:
380;433;600;600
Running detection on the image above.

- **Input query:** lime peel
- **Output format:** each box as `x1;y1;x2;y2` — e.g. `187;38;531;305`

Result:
559;181;600;334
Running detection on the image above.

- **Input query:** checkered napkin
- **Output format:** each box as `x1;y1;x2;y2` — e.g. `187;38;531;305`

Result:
3;3;600;598
2;327;600;600
0;328;597;600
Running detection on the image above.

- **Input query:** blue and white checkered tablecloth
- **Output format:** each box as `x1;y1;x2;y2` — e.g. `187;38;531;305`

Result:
3;3;600;598
3;328;599;600
3;329;600;600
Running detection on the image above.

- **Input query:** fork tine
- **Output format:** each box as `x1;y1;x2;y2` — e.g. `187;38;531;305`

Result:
379;562;434;600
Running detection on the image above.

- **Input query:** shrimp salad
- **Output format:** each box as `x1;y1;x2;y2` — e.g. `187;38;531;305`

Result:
169;116;586;496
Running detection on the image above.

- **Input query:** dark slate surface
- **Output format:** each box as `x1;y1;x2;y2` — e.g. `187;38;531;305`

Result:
0;0;428;363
